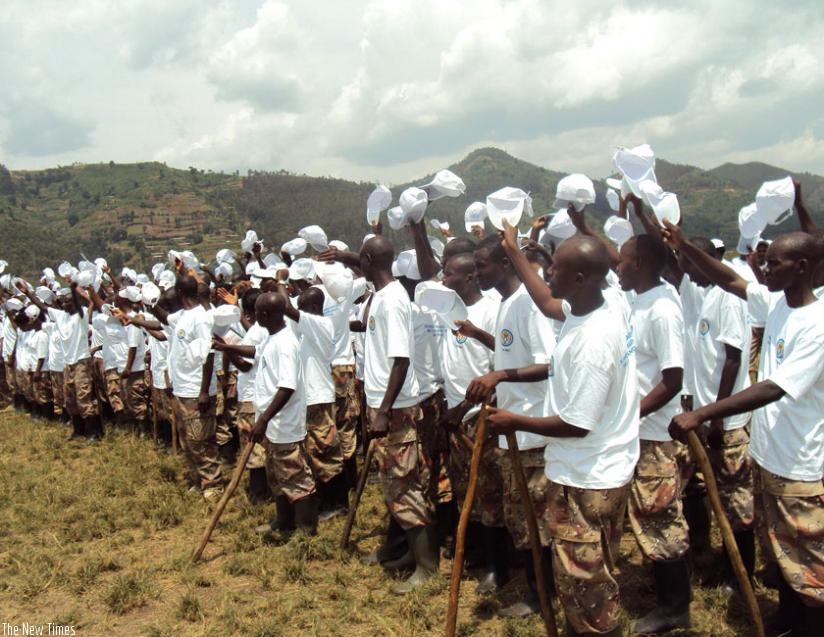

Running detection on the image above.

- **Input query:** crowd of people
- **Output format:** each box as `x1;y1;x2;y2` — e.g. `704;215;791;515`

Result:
0;159;822;637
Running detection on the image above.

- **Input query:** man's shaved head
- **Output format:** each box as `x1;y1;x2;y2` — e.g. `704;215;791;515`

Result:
360;235;395;281
297;286;325;315
548;235;611;301
770;232;820;262
558;235;611;280
448;252;476;275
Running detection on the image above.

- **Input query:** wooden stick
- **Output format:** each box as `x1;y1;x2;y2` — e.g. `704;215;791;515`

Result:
191;440;254;562
686;430;765;637
340;437;377;550
505;433;558;637
445;407;488;637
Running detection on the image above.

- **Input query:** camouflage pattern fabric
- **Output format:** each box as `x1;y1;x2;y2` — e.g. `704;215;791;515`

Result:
416;390;449;504
123;370;148;421
332;365;360;460
629;439;693;561
756;465;824;606
236;402;267;469
92;357;108;410
545;481;630;634
172;396;223;490
103;368;125;414
368;405;435;530
151;386;172;424
704;425;754;532
29;372;52;405
50;370;65;416
264;438;317;503
305;402;344;483
64;358;98;418
499;447;551;550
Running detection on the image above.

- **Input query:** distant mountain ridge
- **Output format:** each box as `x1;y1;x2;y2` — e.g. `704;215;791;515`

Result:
1;149;822;278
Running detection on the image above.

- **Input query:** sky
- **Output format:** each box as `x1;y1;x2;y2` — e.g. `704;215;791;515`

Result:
2;0;824;184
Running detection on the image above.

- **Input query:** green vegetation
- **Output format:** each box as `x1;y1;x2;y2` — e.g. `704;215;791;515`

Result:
1;150;822;278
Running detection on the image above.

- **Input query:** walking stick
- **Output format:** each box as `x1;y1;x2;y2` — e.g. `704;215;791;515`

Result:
340;437;377;549
445;406;488;637
505;433;559;637
192;440;254;562
685;430;765;637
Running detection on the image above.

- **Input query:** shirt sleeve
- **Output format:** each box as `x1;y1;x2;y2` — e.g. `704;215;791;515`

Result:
524;303;553;364
385;290;413;359
36;333;49;359
716;292;746;351
746;282;771;327
769;331;824;400
650;306;684;371
276;338;299;390
126;324;142;348
297;312;334;358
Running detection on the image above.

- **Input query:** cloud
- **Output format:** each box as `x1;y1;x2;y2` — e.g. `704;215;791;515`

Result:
0;100;92;156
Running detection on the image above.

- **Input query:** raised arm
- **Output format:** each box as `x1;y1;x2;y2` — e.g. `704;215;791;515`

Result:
566;204;620;268
407;219;441;281
794;179;817;234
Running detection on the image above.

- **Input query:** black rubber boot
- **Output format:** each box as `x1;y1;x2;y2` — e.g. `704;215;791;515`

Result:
113;410;128;429
391;524;439;595
343;454;358;491
734;529;756;578
318;473;349;522
294;493;319;535
770;577;802;636
799;601;824;637
436;500;457;551
85;415;103;442
68;414;86;439
683;494;711;555
246;467;272;504
476;525;511;594
498;549;541;618
633;558;691;634
256;495;295;534
363;515;409;566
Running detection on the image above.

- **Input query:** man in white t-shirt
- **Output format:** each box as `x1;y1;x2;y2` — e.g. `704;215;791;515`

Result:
167;274;223;502
666;227;824;636
249;292;318;534
463;233;556;618
359;235;436;595
617;234;692;633
491;233;639;637
119;286;150;434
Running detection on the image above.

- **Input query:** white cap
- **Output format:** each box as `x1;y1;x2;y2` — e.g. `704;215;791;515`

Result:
546;209;577;240
416;284;468;328
606;189;620;212
362;233;376;245
429;237;445;259
0;274;11;291
216;248;236;264
151;263;166;281
329;239;349;252
157;270;176;291
0;260;6;275
317;262;355;302
5;298;24;312
737;234;759;255
118;286;142;303
352;277;368;301
215;262;234;279
419;169;466;201
486;187;532;231
136;273;150;285
464;201;487;232
288;258;316;282
41;267;56;283
639;182;680;225
386;206;408;231
613;144;656;186
76;269;94;288
35;286;56;305
366;185;392;224
212;304;241;327
57;261;74;279
399;187;428;223
262;253;283;268
298;225;329;251
738;203;766;238
56;287;72;298
78;260;96;273
430;219;450;232
711;238;725;250
394;250;421;280
241;230;262;253
141;282;161;307
604;216;634;246
553;174;596;211
282;238;308;256
24;304;41;320
121;267;138;283
94;257;108;271
755;176;794;225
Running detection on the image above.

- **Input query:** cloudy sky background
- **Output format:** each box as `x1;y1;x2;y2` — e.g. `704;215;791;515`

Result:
2;0;824;183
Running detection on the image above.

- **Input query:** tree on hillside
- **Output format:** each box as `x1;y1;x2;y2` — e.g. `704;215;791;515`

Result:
0;165;13;195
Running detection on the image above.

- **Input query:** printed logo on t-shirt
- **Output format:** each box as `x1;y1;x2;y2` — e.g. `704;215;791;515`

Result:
547;355;555;378
368;316;376;332
500;328;514;347
176;328;185;338
776;338;785;363
454;333;468;345
698;319;710;336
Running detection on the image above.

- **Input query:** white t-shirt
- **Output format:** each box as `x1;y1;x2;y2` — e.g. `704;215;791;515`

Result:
16;330;47;372
143;311;169;389
255;327;306;444
321;287;356;367
125;318;147;373
44;322;65;373
294;311;335;406
1;314;17;362
46;308;90;365
678;275;708;396
412;303;447;400
494;284;555;451
728;258;764;328
544;302;640;489
363;281;419;409
747;283;824;480
93;314;129;373
442;294;497;409
168;305;217;398
237;322;268;404
630;285;685;441
690;285;751;430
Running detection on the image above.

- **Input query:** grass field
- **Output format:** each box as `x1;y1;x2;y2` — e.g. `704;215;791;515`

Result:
0;411;779;636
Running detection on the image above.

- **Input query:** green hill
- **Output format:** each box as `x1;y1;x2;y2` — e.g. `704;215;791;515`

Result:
1;149;822;278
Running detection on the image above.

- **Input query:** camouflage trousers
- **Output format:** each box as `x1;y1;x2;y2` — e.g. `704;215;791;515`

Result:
755;465;824;606
122;370;148;422
447;412;505;528
3;361;17;395
264;438;317;503
305;403;344;483
417;390;451;505
499;447;551;550
368;405;435;530
235;402;267;470
64;358;98;418
332;365;360;460
629;439;693;561
50;371;65;415
104;368;126;414
0;361;13;407
545;481;631;634
215;370;238;447
92;358;108;411
704;425;754;532
29;372;52;405
172;396;222;490
151;386;172;424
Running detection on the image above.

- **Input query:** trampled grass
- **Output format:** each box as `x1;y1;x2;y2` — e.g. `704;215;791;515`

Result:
0;411;778;636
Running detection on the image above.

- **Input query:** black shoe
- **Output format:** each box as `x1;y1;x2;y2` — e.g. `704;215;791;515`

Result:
633;558;691;634
294;493;319;535
475;526;511;594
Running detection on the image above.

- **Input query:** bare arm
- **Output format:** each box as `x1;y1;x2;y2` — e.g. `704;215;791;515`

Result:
794;179;817;234
567;205;621;268
487;410;588;438
250;387;295;443
640;367;683;418
407;219;441;281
